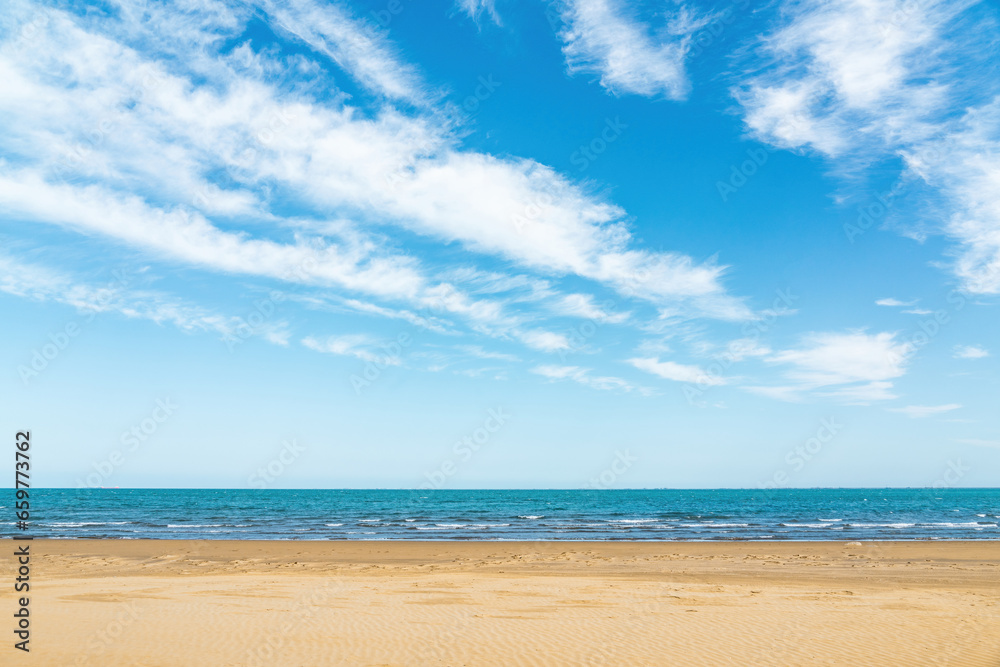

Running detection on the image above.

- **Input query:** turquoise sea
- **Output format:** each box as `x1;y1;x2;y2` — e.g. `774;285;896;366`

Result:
8;488;1000;540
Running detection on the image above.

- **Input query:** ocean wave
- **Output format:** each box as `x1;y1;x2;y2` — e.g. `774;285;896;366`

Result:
48;521;130;527
922;522;996;528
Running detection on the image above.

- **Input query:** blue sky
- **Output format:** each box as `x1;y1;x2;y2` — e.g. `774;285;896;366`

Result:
1;0;998;488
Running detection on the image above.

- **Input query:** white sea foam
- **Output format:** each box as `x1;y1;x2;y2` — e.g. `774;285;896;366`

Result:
49;522;121;527
926;521;994;528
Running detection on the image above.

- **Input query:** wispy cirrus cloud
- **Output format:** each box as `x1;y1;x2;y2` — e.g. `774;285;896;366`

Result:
554;293;629;323
302;334;402;364
258;0;432;105
954;344;990;359
627;357;725;385
0;254;289;345
532;364;646;393
735;0;1000;294
876;298;916;307
0;0;751;369
888;403;961;418
518;330;572;353
457;0;501;25
553;0;710;99
746;331;911;403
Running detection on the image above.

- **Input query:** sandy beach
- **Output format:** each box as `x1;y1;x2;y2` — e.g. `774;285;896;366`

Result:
4;540;999;666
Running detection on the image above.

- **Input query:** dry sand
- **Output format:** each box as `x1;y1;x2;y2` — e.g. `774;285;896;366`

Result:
3;540;999;666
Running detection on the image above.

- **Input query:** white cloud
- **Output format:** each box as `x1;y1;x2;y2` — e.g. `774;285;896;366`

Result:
258;0;430;105
555;0;707;99
0;254;286;345
735;0;968;156
924;102;1000;294
721;337;771;362
754;331;910;403
0;0;751;349
555;293;629;323
518;330;571;353
457;345;520;362
819;381;898;403
302;334;401;364
458;0;500;25
735;0;1000;294
954;344;990;359
876;298;915;307
335;298;457;335
903;308;933;315
888;403;961;418
627;357;725;385
532;364;642;393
